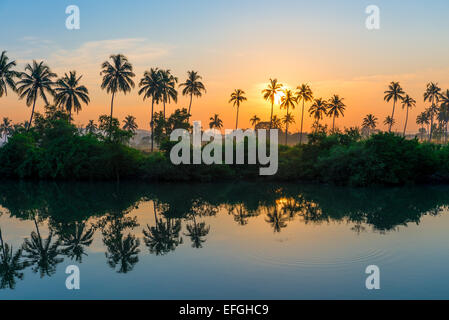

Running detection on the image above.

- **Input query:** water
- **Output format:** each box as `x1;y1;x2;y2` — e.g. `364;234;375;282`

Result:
0;181;449;300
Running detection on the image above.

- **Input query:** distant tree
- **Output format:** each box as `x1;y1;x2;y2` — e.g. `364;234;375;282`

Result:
159;69;178;119
139;68;161;152
85;120;97;135
54;71;90;119
122;115;138;134
262;78;283;129
384;116;395;129
229;89;247;130
250;115;260;129
209;114;223;129
401;94;416;137
282;112;295;144
327;94;346;131
280;89;297;144
0;117;13;140
308;98;327;130
296;84;313;143
424;82;442;141
384;81;405;132
179;71;206;117
362;114;378;135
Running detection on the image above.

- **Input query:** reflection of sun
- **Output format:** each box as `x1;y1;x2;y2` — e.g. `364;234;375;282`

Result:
274;90;285;105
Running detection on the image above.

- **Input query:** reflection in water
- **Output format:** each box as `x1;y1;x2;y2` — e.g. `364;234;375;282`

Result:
0;181;448;290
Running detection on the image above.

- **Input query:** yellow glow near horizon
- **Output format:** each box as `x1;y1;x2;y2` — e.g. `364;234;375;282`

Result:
274;89;286;105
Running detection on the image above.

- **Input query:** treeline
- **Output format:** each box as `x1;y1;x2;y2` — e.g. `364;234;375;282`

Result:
1;106;449;186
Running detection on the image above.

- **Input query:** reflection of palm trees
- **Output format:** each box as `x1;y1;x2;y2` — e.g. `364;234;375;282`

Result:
184;216;210;249
280;198;301;221
22;217;63;278
58;222;95;263
0;228;28;289
143;201;183;255
228;203;256;226
101;215;140;274
265;206;289;233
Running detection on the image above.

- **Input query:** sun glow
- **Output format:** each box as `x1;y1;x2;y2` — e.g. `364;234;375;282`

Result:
274;89;286;105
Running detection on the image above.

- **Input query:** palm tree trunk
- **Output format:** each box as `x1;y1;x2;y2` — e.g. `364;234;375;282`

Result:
429;114;434;142
163;101;166;120
389;100;396;132
299;100;305;144
285;106;289;145
151;99;154;152
27;96;37;131
403;107;409;137
109;91;115;138
332;115;336;131
188;93;193;117
235;103;239;130
269;101;274;130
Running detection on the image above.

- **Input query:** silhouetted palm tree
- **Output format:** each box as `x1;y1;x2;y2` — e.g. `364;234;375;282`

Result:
22;218;63;278
122;115;138;134
229;89;247;129
184;216;210;249
16;60;57;130
209;114;223;129
296;84;313;143
308;98;327;129
384;81;405;132
265;206;288;233
424;82;442;141
327;94;346;131
271;115;282;129
362;114;378;135
282;112;295;144
0;228;28;289
179;71;206;117
100;54;135;136
383;116;395;129
159;69;178;119
262;78;283;129
280;89;297;144
250;115;260;129
59;222;95;263
0;51;19;97
416;112;429;139
401;94;416;137
54;71;90;119
139;68;161;152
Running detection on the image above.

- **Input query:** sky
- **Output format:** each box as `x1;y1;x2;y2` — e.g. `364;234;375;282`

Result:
1;0;449;133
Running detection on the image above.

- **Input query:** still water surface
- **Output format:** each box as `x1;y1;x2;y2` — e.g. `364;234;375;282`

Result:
0;181;448;299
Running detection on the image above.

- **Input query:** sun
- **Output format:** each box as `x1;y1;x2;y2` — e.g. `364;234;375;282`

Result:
274;90;286;105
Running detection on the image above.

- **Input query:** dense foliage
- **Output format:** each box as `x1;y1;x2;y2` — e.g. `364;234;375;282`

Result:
1;110;449;186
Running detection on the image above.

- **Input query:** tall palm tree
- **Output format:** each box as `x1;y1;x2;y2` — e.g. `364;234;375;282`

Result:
229;89;247;130
0;117;13;140
159;69;178;120
327;94;346;131
401;94;416;137
384;81;405;132
308;98;327;129
54;71;90;119
0;51;19;97
16;60;57;130
209;114;223;129
424;82;442;141
362;114;378;135
250;115;260;129
384;116;395;130
122;115;138;134
179;71;206;118
139;68;162;152
280;89;297;144
100;54;135;135
416;112;429;139
296;84;313;143
0;228;28;289
282;113;295;144
262;78;283;129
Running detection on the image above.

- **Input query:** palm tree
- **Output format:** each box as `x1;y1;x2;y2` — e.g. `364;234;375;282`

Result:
100;54;135;136
122;115;138;134
384;81;405;132
424;82;442;141
327;95;346;131
362;114;378;135
184;215;210;249
265;206;288;233
54;71;90;119
0;117;13;140
280;89;297;144
179;71;206;118
229;89;247;130
159;69;178;119
416;112;429;140
262;78;283;129
16;60;57;130
282;113;295;144
209;114;223;129
85;120;97;135
139;68;162;152
401;94;416;137
0;228;28;289
308;98;327;129
0;51;19;97
296;84;313;143
250;115;260;129
384;116;395;130
271;115;282;129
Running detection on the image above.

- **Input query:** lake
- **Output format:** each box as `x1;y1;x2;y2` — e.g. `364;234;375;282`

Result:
0;181;448;299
